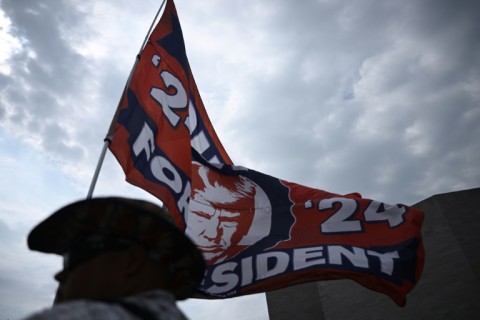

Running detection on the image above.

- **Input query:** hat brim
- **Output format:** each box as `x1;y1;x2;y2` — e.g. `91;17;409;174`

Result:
27;197;205;300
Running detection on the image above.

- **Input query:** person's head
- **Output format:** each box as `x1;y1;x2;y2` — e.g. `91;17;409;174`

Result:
185;163;272;264
27;197;205;303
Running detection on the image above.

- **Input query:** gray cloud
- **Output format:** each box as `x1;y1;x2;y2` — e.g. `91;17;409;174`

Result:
0;0;95;161
0;0;478;318
185;0;480;204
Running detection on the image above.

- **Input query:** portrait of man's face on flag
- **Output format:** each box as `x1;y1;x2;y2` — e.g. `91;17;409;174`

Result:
185;163;272;264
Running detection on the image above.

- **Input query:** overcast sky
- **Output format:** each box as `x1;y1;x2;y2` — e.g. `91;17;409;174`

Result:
0;0;479;319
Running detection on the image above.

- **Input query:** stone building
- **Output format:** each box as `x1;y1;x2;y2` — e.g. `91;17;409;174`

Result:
266;188;480;320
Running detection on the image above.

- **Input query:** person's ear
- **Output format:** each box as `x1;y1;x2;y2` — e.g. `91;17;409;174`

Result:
123;244;148;276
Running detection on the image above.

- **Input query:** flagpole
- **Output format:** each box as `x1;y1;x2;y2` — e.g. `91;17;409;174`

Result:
86;0;168;199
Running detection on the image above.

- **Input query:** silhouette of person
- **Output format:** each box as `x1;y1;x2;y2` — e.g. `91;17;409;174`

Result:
23;197;205;319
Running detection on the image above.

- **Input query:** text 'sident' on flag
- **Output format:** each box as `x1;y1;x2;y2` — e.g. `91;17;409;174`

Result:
109;0;425;307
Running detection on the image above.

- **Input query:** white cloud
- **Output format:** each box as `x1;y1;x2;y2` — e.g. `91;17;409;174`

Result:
0;0;478;318
0;8;23;75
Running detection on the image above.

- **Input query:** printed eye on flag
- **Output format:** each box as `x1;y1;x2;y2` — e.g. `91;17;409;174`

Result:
108;0;425;307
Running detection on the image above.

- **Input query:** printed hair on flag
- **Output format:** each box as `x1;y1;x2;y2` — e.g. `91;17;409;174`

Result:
108;0;425;306
109;0;231;227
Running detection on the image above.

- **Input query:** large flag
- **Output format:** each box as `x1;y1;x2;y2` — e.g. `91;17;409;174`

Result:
109;0;424;307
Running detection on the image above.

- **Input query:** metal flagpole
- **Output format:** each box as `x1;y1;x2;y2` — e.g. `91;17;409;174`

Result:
86;0;167;199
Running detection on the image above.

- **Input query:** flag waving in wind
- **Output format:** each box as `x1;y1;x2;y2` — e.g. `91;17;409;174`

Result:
109;0;424;307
